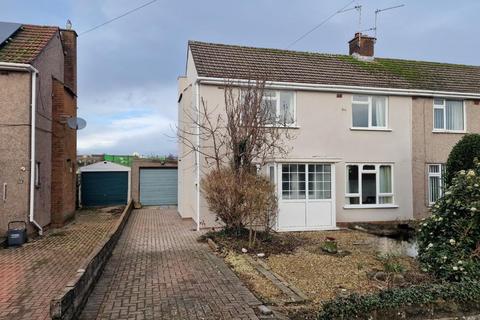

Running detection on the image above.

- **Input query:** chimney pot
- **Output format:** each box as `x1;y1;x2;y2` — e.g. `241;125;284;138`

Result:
349;32;376;57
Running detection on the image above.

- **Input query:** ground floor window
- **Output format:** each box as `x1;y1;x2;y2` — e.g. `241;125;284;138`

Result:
428;164;444;205
281;163;331;200
345;163;394;206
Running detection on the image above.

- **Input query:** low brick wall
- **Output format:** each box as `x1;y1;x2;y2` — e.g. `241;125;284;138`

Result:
50;201;134;319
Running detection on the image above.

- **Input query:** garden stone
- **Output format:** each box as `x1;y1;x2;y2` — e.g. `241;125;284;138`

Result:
374;271;388;282
258;305;273;315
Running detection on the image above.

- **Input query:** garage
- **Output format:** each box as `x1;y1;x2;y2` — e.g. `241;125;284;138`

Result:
271;163;336;231
79;161;131;207
139;168;178;205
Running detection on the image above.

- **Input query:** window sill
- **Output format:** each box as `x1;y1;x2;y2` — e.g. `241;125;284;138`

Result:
343;204;399;209
350;127;392;132
432;130;466;134
262;125;300;129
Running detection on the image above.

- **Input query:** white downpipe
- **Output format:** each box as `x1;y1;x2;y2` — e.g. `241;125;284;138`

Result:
195;81;201;231
29;68;43;235
0;62;43;235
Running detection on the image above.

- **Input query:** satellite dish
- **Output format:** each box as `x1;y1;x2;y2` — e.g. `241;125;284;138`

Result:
67;117;87;130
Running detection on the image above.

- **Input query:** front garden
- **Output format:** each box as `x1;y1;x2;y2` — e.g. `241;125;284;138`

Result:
203;226;431;319
198;134;480;320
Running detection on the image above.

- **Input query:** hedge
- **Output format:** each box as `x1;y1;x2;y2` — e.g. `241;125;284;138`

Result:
445;133;480;186
318;280;480;320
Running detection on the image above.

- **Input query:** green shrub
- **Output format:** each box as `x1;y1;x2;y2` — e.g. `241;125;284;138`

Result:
317;280;480;320
445;134;480;185
417;162;480;281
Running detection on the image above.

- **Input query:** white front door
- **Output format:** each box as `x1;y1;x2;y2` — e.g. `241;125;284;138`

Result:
274;163;336;231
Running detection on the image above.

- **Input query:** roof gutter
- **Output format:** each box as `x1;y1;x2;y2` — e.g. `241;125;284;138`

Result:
197;76;480;100
0;62;43;235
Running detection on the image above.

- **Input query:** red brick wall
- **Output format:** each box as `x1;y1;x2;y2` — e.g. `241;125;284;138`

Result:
51;79;77;226
60;30;77;94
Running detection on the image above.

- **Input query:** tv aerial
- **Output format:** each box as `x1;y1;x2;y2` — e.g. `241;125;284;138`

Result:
67;117;87;130
339;3;405;39
373;4;405;38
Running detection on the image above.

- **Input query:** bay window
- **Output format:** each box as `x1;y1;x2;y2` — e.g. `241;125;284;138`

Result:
433;98;464;132
352;95;388;129
262;91;295;126
345;163;394;207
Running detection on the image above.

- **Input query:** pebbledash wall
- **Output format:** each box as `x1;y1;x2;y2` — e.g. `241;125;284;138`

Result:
0;28;77;235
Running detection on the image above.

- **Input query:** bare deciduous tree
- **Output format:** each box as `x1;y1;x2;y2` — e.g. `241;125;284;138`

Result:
177;78;294;236
178;79;293;172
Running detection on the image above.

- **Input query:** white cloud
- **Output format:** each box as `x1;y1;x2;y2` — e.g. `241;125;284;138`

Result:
77;84;178;155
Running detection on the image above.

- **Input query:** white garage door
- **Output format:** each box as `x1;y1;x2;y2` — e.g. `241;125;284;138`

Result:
274;163;336;231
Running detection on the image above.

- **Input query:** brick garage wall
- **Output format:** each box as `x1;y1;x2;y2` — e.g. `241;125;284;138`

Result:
51;79;77;226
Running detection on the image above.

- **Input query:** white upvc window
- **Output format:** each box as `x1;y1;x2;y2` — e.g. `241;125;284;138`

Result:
345;163;394;207
262;91;296;126
433;98;465;132
352;95;388;130
281;163;332;200
428;164;444;205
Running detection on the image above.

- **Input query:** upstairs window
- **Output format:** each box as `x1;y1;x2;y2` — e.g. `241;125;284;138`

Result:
433;99;464;132
352;95;388;129
262;91;295;126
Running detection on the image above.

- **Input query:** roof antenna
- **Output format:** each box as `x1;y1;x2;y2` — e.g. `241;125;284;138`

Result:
373;4;405;38
338;4;363;35
65;19;72;30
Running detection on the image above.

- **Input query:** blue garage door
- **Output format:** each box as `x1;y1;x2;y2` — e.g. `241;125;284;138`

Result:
139;168;178;205
81;172;128;206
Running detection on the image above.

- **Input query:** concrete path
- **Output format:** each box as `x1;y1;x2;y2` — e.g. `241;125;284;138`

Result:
80;208;262;320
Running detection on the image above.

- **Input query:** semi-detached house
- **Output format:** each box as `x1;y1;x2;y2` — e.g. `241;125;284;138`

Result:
177;33;480;231
0;22;77;236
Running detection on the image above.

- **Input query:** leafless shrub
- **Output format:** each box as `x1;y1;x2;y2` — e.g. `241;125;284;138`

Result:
201;167;277;247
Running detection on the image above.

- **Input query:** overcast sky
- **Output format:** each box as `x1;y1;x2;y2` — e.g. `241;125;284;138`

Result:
2;0;479;156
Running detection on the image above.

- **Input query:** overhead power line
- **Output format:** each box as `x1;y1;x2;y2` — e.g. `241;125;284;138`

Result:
286;0;356;49
79;0;160;36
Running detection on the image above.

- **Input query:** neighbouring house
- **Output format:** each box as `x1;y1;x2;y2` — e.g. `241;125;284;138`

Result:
0;22;77;236
79;161;131;207
177;33;480;231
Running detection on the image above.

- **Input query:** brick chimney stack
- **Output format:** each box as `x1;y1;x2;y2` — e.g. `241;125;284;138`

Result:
349;32;376;57
60;29;77;94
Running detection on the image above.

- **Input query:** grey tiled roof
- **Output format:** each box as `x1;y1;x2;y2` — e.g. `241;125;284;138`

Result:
189;41;480;94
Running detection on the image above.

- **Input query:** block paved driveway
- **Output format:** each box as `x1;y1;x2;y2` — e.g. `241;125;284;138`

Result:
0;209;121;320
80;208;262;320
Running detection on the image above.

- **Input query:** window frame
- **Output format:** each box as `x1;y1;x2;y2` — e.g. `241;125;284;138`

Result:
351;95;389;130
35;161;41;188
280;163;332;201
262;90;297;127
427;163;444;205
432;98;466;133
344;163;396;208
